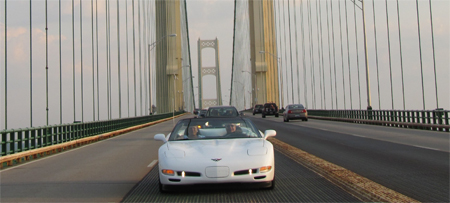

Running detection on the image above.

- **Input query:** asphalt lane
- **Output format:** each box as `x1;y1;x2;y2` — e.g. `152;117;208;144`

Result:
246;113;449;202
0;115;191;202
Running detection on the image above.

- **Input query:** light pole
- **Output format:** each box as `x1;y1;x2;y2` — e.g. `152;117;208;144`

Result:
259;50;283;107
148;33;176;115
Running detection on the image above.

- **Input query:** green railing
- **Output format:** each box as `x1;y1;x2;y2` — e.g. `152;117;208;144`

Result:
308;109;449;131
1;111;184;156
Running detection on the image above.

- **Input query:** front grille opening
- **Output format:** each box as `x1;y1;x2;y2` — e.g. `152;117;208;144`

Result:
233;168;258;176
254;175;266;180
169;178;181;182
176;171;201;177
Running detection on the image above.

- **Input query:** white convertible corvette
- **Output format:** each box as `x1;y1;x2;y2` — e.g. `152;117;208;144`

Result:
154;117;276;192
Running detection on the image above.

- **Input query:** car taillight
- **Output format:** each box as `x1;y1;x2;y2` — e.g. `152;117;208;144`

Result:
302;109;307;113
288;110;292;114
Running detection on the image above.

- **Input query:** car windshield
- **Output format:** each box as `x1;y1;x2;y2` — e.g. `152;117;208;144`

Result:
168;118;261;141
255;105;263;109
206;107;239;117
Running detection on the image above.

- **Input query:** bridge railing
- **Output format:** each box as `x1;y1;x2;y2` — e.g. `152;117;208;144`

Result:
1;112;184;157
308;109;449;132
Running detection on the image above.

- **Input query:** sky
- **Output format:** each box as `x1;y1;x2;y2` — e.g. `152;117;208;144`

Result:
0;0;449;130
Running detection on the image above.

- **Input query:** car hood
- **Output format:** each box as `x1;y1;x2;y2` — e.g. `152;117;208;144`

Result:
166;138;267;158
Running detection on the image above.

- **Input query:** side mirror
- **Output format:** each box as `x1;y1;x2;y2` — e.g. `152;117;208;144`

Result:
154;134;168;143
264;130;276;140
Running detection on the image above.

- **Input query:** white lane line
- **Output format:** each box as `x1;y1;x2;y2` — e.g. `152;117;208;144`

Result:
147;160;158;168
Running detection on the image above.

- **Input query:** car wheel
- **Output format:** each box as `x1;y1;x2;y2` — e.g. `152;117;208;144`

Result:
159;178;167;193
275;113;279;117
262;114;266;118
253;113;255;115
305;118;308;121
266;178;275;190
283;117;287;122
286;117;289;122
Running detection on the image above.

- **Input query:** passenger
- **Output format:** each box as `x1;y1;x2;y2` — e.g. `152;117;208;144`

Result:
211;109;219;116
188;126;200;139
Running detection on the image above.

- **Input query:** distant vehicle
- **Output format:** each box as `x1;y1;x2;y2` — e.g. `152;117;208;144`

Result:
193;108;200;115
198;109;207;118
283;104;308;122
205;106;241;117
253;104;263;115
262;103;279;118
154;117;276;192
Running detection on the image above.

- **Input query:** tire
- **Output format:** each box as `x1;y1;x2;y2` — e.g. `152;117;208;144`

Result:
283;117;287;122
262;114;266;118
253;113;255;115
286;117;289;122
305;118;308;121
159;178;167;193
275;113;279;117
266;178;275;190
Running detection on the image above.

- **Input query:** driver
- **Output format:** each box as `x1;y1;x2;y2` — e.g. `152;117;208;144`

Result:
225;123;242;134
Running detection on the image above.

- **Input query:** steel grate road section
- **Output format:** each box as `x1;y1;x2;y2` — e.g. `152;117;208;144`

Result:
121;152;359;202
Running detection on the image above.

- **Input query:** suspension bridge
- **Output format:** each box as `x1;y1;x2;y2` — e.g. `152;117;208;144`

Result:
0;0;448;202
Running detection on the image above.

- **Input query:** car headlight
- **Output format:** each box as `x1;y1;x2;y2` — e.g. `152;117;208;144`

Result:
247;147;267;156
259;166;272;173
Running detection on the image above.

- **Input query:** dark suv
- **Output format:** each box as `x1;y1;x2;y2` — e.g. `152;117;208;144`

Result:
262;103;279;118
252;104;263;115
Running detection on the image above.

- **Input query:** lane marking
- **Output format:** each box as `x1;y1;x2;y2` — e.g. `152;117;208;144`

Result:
147;160;158;168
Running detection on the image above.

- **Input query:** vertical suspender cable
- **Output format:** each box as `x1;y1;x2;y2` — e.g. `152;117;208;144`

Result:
126;0;130;117
108;0;112;119
287;0;294;104
138;0;142;115
415;0;425;110
362;0;372;110
96;0;99;119
301;0;307;108
326;0;334;109
277;0;284;108
315;0;323;109
72;0;76;122
318;0;326;109
331;0;338;109
344;0;352;109
385;0;394;109
45;0;49;125
429;0;438;108
307;0;315;108
132;0;136;116
4;0;7;129
106;0;109;119
293;0;300;104
91;0;95;120
143;0;147;115
353;0;362;109
338;0;346;109
81;0;84;122
30;0;33;127
396;0;405;110
117;0;122;118
282;0;288;107
59;0;62;123
372;0;381;109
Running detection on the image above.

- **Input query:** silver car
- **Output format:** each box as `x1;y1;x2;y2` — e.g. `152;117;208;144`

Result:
283;104;308;122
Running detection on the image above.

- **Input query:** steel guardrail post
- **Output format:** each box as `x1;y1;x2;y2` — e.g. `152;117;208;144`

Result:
17;130;23;153
37;128;42;148
30;128;36;150
24;130;30;151
1;131;7;156
8;131;14;155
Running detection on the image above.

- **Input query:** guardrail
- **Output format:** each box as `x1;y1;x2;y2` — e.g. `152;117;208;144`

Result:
1;111;185;158
308;109;449;132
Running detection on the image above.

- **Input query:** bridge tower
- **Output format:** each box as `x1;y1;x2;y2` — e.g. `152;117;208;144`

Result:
155;0;183;113
198;38;223;109
248;0;279;107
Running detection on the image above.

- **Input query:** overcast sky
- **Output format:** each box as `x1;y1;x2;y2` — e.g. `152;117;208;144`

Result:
0;0;449;130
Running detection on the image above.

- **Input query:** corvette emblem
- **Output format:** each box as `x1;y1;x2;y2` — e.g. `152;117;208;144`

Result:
211;158;222;162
